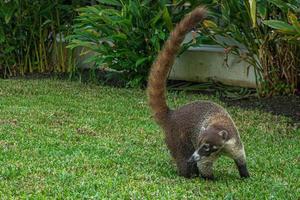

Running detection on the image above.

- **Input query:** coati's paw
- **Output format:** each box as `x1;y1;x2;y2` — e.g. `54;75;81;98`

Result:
178;171;194;179
178;171;200;179
241;168;250;178
236;162;250;179
200;174;215;181
240;172;250;179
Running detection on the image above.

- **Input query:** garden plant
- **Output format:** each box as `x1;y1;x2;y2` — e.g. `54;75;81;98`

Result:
199;0;300;96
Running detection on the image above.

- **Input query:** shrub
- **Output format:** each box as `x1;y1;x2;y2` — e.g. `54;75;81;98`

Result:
67;0;213;87
0;0;89;77
198;0;300;96
68;0;169;87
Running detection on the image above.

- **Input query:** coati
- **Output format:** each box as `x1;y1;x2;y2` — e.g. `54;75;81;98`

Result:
147;6;250;180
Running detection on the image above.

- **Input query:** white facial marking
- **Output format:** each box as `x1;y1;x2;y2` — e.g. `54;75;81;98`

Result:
203;144;210;151
226;138;236;145
237;147;246;158
192;151;201;161
201;126;206;132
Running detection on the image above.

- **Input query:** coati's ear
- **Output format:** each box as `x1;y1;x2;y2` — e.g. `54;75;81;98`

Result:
218;130;228;141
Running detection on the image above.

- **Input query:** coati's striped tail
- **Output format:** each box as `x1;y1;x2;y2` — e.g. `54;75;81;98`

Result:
147;6;207;124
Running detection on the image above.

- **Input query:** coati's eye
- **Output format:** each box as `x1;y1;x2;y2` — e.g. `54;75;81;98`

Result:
203;144;210;151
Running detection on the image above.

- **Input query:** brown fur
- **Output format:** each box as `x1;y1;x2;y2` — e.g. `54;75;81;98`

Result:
147;7;249;179
147;7;207;125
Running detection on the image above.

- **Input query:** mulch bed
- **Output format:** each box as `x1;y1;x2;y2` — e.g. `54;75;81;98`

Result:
223;95;300;124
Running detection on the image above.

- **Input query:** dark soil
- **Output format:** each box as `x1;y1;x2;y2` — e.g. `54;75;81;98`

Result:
222;95;300;125
167;80;300;124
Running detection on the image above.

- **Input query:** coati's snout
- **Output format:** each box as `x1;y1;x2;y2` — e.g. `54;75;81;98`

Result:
188;126;250;179
188;143;219;163
188;127;229;163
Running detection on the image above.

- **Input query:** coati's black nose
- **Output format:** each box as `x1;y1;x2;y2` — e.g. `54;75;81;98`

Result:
187;157;194;163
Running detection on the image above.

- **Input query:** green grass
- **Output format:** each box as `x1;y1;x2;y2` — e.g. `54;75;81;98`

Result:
0;79;299;199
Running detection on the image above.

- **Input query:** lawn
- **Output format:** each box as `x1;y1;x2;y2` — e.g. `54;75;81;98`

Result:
0;79;299;199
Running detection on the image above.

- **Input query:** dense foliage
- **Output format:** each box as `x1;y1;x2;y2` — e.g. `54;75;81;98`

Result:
198;0;300;95
1;0;299;95
0;0;90;77
67;0;209;87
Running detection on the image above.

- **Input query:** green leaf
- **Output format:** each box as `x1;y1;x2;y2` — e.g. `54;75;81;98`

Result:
267;0;290;12
135;57;148;67
41;19;52;28
158;30;166;40
203;20;218;29
249;0;257;28
110;33;127;41
257;1;267;19
150;11;162;28
263;20;296;33
96;0;122;7
162;6;173;31
0;26;5;44
288;12;300;35
4;46;15;54
128;0;141;18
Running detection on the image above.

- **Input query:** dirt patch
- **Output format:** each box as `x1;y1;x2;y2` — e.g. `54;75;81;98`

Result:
76;127;97;136
0;119;18;126
222;95;300;124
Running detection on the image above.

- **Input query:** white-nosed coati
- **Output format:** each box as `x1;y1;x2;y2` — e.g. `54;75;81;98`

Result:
147;6;250;180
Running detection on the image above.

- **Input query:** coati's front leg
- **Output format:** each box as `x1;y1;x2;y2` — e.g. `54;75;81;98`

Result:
196;156;250;180
165;128;201;178
175;157;199;178
197;160;215;180
234;155;250;178
175;145;199;178
166;136;199;178
226;145;250;178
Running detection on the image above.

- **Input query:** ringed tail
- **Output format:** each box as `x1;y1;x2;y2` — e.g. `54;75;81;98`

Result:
147;6;207;124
